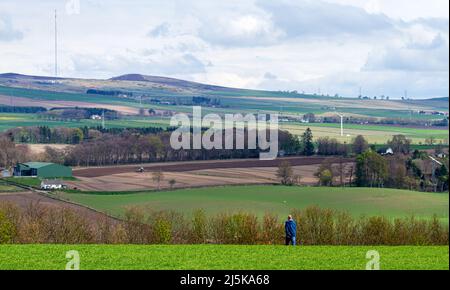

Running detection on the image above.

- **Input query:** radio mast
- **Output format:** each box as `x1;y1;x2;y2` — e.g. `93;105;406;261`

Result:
54;9;58;78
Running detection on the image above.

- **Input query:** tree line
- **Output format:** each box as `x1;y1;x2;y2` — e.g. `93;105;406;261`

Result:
5;126;85;144
0;105;47;114
277;133;448;193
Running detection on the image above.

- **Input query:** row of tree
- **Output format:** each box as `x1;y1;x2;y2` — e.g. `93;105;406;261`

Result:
5;127;85;144
0;105;47;114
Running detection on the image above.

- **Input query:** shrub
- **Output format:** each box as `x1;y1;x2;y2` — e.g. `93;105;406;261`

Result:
296;206;334;245
153;218;172;244
210;213;258;245
191;209;207;244
0;202;448;246
262;213;283;245
0;211;15;244
123;206;151;244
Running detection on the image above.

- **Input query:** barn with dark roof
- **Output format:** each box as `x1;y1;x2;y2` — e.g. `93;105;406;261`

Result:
14;162;72;178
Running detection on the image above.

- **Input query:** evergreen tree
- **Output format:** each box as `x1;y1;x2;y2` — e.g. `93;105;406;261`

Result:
301;128;315;156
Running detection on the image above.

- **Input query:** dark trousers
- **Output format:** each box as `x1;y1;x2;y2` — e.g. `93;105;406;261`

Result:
285;236;296;246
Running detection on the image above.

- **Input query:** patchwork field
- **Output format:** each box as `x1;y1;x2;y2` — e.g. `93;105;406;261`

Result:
0;245;447;270
68;164;344;192
1;110;447;144
0;113;170;132
282;122;449;144
57;185;449;222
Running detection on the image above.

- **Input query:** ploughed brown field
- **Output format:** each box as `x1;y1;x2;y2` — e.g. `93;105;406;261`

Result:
69;157;355;192
74;157;354;178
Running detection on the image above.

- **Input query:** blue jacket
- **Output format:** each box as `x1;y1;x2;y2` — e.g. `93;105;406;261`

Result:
285;220;297;238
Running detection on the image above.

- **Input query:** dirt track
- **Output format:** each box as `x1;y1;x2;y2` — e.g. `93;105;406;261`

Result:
74;157;354;178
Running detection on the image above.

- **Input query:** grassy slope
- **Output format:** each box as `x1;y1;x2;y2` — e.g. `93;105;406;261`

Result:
59;186;449;221
0;245;447;270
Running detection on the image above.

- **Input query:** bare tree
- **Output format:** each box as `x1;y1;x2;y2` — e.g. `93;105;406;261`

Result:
276;161;294;185
152;170;165;190
169;179;177;190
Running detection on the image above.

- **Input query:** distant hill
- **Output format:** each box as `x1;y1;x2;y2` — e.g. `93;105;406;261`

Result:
110;74;237;92
0;73;62;81
0;73;447;120
428;97;449;102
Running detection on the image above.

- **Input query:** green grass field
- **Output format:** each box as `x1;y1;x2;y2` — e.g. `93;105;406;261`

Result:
0;113;170;132
0;245;447;270
59;186;449;222
0;183;20;192
4;177;42;188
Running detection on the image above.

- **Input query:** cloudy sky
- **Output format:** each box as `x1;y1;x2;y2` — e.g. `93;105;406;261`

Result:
0;0;448;98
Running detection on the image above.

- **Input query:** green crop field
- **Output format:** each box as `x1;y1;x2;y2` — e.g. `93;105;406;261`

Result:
0;245;447;270
0;113;170;132
1;112;448;145
58;186;449;222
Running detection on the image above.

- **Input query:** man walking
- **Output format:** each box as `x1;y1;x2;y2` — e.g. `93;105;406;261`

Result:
285;215;297;246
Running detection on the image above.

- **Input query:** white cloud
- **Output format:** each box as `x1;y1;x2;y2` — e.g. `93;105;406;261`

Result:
0;0;448;98
198;13;283;47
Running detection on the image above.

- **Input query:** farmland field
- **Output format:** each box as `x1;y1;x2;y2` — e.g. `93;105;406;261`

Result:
1;112;448;144
0;245;447;270
58;185;449;222
282;122;449;144
0;113;170;132
0;181;20;193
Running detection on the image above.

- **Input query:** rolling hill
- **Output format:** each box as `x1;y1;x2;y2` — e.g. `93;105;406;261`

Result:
0;73;448;120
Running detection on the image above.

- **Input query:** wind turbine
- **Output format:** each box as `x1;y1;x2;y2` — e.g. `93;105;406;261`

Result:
336;112;345;137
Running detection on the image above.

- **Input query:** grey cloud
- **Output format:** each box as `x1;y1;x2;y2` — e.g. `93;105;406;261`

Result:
148;22;171;37
364;36;449;72
71;52;206;77
0;14;23;42
255;0;393;39
264;72;278;80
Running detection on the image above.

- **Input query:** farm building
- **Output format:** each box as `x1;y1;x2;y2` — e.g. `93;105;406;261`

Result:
1;169;11;178
14;162;72;178
40;180;67;190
